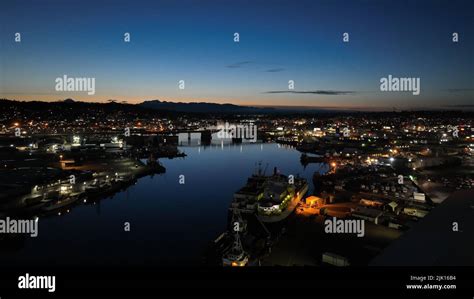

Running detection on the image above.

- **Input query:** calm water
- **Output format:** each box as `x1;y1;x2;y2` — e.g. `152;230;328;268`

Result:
1;143;328;266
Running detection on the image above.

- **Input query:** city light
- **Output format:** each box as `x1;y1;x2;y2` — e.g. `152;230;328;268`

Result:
0;0;472;290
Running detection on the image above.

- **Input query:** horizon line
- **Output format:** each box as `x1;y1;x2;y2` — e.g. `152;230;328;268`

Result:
1;97;473;112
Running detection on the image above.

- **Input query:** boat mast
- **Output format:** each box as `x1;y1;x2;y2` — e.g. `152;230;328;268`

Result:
230;210;246;256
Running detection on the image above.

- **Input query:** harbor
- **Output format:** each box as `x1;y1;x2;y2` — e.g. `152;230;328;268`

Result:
0;143;321;267
1;157;166;218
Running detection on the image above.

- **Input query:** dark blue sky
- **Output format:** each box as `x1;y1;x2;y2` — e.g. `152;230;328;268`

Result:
1;0;473;109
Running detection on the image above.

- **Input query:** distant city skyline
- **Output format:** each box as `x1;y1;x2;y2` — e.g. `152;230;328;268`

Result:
1;0;473;110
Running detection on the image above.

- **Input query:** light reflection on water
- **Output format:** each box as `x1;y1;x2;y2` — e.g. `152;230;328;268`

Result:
1;143;328;266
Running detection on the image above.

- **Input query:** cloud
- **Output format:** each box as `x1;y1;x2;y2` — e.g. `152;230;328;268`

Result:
445;88;474;93
226;61;253;68
443;104;474;107
226;62;286;73
264;90;356;95
265;68;285;73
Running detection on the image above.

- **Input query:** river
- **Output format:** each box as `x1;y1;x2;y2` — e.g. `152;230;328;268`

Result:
0;143;328;266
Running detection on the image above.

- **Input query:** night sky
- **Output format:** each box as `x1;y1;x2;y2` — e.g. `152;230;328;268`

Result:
1;0;473;110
